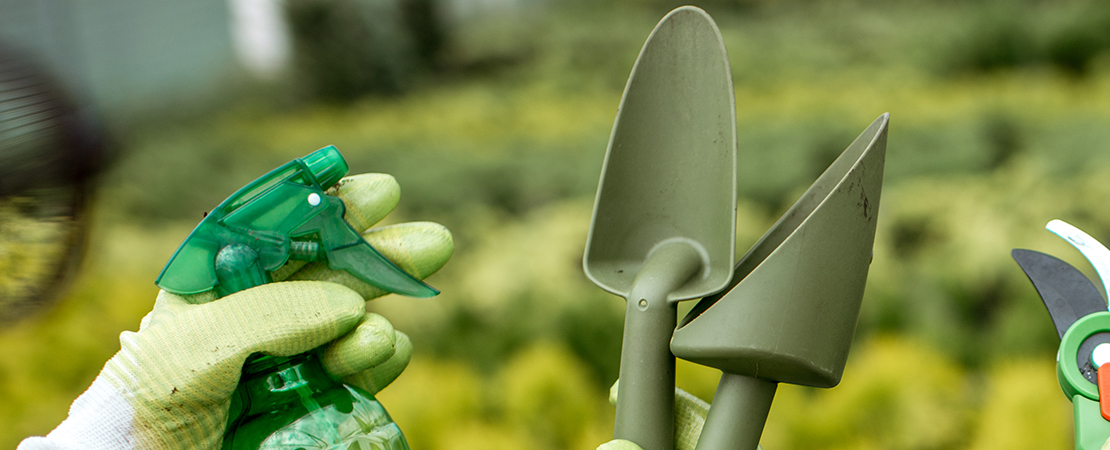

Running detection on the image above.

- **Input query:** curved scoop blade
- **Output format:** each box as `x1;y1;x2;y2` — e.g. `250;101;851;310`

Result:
583;6;737;302
1012;248;1105;338
672;113;888;388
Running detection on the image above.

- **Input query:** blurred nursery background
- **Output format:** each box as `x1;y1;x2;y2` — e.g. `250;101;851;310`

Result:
3;0;1110;448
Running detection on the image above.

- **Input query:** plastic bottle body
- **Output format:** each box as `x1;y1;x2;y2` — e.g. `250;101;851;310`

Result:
223;352;410;450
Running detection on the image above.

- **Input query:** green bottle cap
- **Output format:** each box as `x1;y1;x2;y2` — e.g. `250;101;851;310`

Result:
302;145;348;188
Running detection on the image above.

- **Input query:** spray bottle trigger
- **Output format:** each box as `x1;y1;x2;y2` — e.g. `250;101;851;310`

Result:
294;193;439;298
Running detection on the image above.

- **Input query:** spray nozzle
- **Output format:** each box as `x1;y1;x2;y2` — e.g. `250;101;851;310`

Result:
155;145;438;301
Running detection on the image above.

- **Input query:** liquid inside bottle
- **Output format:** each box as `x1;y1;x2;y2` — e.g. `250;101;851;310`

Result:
223;352;410;450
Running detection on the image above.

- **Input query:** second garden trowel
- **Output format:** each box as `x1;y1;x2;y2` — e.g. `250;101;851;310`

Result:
583;6;737;450
671;113;888;450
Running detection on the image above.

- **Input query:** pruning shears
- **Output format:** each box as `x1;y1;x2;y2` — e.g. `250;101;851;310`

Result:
1014;220;1110;450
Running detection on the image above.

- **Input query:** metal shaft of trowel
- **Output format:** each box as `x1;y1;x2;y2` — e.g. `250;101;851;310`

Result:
615;241;704;450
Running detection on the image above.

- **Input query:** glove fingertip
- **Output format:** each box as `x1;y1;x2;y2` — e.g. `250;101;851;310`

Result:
322;313;397;378
609;380;619;406
343;331;413;395
332;173;400;232
364;221;454;280
598;440;644;450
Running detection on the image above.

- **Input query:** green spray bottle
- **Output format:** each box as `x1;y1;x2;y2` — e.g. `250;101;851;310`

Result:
157;145;435;449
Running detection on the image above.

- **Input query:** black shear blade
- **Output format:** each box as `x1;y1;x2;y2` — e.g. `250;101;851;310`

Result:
1012;248;1106;338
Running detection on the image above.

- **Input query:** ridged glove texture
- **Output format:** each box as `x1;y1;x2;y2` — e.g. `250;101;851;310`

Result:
19;174;452;450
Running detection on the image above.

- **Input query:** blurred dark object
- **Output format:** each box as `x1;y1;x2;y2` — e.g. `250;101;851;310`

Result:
285;0;421;101
0;45;113;325
0;47;110;195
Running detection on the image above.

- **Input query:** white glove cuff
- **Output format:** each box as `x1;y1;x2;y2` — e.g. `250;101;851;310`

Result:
17;375;139;450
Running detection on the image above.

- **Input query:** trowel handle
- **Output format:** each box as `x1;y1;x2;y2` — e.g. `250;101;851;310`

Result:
614;292;677;450
614;242;704;450
693;373;776;450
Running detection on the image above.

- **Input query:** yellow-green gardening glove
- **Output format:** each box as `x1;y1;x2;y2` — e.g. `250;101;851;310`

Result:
18;174;452;450
597;380;764;450
597;380;710;450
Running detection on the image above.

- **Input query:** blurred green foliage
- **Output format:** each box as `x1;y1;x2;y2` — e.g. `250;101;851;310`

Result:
5;0;1110;448
942;0;1110;76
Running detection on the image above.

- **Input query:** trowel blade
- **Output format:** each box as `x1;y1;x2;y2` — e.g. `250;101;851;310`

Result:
583;5;737;302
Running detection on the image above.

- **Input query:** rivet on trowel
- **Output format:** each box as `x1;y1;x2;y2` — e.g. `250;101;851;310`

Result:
638;299;649;310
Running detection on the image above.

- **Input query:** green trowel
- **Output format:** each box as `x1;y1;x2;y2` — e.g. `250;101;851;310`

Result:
583;7;737;450
671;113;889;450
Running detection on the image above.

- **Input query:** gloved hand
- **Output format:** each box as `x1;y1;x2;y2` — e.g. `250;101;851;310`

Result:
18;174;453;450
597;380;764;450
596;380;710;450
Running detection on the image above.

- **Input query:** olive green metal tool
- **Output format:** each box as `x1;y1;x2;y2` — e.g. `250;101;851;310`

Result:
671;113;888;450
583;7;737;450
